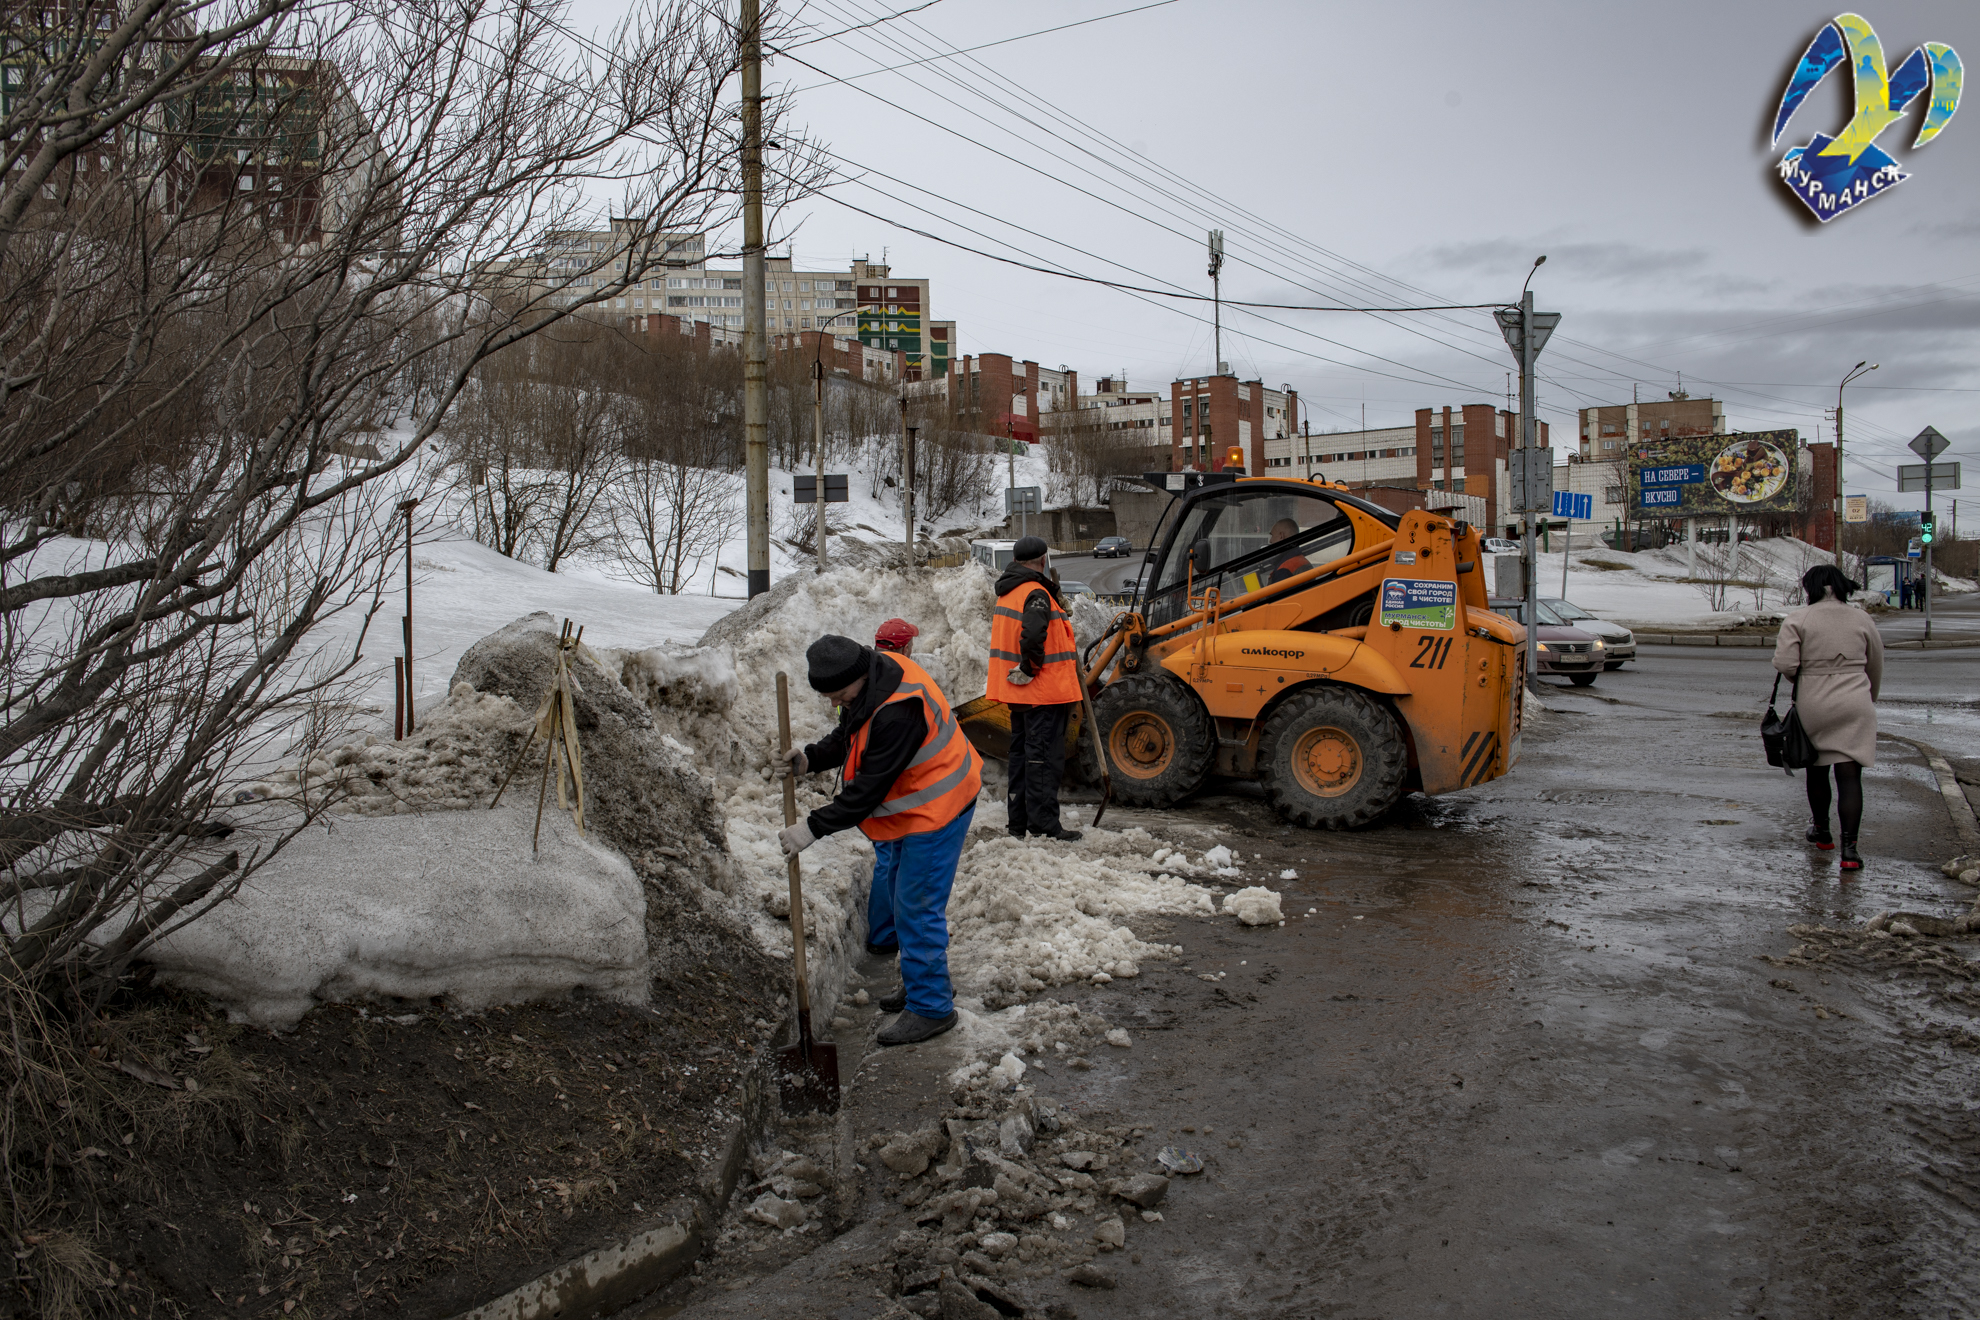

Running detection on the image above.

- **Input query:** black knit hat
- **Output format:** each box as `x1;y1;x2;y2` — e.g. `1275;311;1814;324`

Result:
807;635;870;692
1012;535;1049;561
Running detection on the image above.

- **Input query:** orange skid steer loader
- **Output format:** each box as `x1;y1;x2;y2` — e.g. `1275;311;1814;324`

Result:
959;471;1528;830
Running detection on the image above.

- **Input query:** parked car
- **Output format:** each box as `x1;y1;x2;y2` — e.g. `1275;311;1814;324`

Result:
1481;537;1521;555
1486;598;1605;686
1543;598;1635;669
1093;536;1133;558
1059;579;1093;598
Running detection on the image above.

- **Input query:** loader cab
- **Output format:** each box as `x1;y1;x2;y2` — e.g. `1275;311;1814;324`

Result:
1135;477;1401;628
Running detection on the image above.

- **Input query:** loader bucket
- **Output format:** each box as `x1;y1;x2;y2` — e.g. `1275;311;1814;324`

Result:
956;695;1085;775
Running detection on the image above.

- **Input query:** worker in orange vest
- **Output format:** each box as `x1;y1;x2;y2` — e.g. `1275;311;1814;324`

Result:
987;536;1083;841
779;634;982;1045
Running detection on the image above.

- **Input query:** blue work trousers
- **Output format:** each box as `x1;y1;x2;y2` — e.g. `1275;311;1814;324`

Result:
867;805;974;1019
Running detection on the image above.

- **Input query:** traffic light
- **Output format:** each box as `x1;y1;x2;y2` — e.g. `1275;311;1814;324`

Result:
1920;510;1937;545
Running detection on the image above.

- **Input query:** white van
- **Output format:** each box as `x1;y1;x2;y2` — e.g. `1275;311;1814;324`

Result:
970;540;1020;573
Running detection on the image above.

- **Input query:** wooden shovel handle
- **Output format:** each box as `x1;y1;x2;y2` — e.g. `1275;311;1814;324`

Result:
775;673;813;1024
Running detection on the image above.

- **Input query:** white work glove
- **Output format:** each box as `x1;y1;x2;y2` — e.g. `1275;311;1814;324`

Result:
778;747;808;779
1005;666;1033;687
779;822;815;858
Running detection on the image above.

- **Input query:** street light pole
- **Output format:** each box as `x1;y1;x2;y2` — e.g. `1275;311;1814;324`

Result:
1519;287;1538;692
812;357;827;574
1834;360;1877;571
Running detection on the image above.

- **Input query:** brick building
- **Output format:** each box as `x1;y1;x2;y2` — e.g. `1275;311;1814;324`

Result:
1412;404;1551;532
1169;374;1300;473
946;354;1076;444
1579;392;1725;459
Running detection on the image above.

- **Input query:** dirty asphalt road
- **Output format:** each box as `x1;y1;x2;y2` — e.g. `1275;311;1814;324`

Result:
646;636;1978;1319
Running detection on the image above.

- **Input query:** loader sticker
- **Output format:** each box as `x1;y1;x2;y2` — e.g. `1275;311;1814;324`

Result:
1376;578;1457;631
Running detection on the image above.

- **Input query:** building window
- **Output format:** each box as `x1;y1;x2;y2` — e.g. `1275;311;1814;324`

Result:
1451;479;1466;493
1605;486;1624;504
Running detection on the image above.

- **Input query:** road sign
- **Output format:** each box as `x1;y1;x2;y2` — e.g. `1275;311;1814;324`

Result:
1907;538;1923;560
1552;490;1593;520
792;474;849;504
1004;485;1041;515
1508;448;1555;513
1909;426;1951;461
1494;308;1561;359
1843;494;1869;523
1897;461;1961;493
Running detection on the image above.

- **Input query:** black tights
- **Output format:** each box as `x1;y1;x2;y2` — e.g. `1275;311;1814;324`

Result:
1805;762;1863;839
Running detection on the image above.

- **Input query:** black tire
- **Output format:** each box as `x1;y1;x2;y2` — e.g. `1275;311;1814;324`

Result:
1257;686;1408;830
1603;661;1625;671
1568;672;1598;687
1093;674;1213;808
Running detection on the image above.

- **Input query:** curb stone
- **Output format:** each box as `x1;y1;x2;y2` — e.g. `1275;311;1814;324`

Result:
1880;733;1980;853
444;1055;771;1320
1635;632;1980;650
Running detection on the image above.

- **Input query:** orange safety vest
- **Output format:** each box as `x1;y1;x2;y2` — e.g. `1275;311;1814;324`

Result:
844;654;983;841
987;580;1081;705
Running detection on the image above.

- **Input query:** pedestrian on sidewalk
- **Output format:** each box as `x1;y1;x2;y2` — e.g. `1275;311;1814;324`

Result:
1772;565;1883;873
780;635;982;1045
988;535;1083;841
1898;576;1913;610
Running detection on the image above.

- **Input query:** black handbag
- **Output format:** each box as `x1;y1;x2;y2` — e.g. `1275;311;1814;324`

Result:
1761;673;1818;773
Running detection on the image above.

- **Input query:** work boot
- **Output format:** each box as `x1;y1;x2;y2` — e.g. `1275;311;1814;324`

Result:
1806;822;1834;850
864;940;900;958
878;984;907;1013
877;1010;959;1046
1839;834;1863;873
1038;828;1084;843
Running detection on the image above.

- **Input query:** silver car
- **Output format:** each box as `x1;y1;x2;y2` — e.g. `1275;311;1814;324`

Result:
1543;598;1634;669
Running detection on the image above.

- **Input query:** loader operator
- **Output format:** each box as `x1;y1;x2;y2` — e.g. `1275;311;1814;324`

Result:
1268;517;1312;584
778;635;980;1046
988;535;1083;842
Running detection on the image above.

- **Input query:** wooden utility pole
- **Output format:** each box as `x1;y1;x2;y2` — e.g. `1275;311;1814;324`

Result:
397;498;419;734
813;357;827;574
741;0;769;598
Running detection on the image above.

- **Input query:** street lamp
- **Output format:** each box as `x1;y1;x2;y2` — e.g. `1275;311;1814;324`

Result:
1835;360;1878;568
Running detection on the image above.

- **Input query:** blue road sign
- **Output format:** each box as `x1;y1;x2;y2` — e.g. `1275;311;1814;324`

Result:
1552;490;1593;520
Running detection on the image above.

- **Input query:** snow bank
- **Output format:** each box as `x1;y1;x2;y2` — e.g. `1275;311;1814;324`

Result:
147;806;647;1028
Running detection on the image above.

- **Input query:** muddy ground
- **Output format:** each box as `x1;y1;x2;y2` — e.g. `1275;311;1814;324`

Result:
639;638;1979;1320
9;949;778;1320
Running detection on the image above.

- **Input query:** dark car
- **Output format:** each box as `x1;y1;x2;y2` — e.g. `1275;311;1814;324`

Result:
1487;598;1605;686
1093;536;1132;558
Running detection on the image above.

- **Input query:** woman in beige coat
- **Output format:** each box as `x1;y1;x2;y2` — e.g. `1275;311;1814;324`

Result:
1771;564;1882;872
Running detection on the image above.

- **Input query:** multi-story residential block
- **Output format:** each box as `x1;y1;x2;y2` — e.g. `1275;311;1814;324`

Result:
1168;374;1300;474
1070;376;1172;457
1265;425;1419;484
1412;404;1551;534
1578;392;1725;459
851;262;944;381
946;354;1075;444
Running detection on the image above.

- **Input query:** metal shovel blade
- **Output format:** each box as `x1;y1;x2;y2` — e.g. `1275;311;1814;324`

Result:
775;1011;840;1116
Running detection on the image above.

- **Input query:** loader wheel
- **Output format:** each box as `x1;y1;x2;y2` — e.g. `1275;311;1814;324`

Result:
1258;687;1408;830
1094;674;1213;808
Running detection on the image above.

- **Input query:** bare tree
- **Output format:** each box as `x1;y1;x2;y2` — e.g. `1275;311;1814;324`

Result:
1;0;821;1143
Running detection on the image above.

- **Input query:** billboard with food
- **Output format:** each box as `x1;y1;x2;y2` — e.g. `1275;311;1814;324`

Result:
1631;430;1801;515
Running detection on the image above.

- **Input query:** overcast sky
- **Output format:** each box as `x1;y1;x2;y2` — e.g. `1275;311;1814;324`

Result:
569;0;1977;500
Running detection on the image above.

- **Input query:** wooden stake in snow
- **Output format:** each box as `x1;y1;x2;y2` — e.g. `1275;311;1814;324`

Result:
489;619;587;852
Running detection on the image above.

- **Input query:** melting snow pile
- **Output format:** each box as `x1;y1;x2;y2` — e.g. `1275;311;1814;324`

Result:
1220;886;1284;927
946;827;1216;1008
158;613;742;1026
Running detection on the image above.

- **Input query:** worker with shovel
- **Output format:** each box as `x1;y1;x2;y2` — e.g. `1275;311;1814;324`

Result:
779;635;981;1046
989;535;1083;841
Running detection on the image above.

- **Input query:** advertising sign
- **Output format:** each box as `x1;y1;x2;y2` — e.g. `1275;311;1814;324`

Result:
1630;430;1801;516
1375;578;1457;631
1843;494;1869;523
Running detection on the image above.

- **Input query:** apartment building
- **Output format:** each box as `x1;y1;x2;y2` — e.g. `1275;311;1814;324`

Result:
946;354;1076;443
1263;424;1417;483
1070;376;1172;455
1413;404;1550;534
1169;374;1300;473
1579;392;1725;459
852;262;947;381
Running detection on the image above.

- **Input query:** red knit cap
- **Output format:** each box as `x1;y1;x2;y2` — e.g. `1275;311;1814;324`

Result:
873;618;920;652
